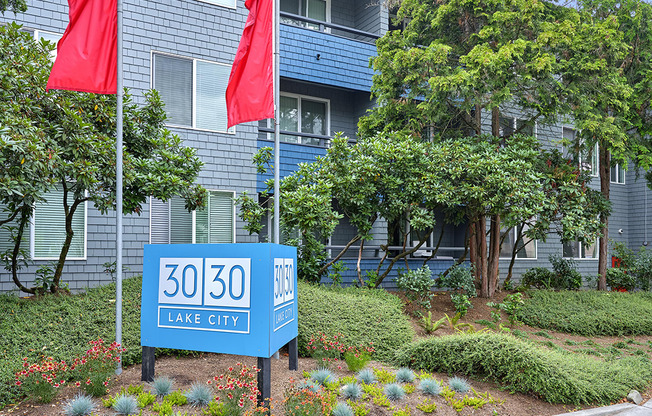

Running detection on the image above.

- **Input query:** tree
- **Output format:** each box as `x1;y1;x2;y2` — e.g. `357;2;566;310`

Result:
0;23;206;294
0;0;26;14
359;0;570;297
549;0;652;289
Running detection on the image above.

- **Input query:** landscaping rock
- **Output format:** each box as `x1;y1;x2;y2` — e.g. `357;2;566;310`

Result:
627;390;643;405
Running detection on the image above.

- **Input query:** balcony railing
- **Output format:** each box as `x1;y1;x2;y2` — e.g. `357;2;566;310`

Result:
280;11;380;44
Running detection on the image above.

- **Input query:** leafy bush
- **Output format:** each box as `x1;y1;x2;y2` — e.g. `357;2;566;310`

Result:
395;266;435;309
394;332;652;405
435;265;476;316
612;242;652;291
521;267;555;289
522;256;582;290
549;255;582;290
519;290;652;336
606;268;636;291
297;282;414;362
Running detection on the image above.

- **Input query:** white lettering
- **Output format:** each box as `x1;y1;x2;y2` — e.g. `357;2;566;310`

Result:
232;316;239;326
195;314;200;324
208;315;216;325
185;313;192;323
176;313;183;323
168;312;173;322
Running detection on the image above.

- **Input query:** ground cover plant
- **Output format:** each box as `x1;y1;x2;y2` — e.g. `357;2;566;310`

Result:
297;281;414;362
518;289;652;336
394;332;652;405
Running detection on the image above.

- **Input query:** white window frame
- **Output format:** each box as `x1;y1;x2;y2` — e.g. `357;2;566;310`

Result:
194;0;236;9
611;163;626;184
562;238;598;260
267;92;330;145
149;190;236;245
499;226;537;260
31;190;88;261
21;28;62;60
281;0;332;27
563;126;599;177
151;51;234;135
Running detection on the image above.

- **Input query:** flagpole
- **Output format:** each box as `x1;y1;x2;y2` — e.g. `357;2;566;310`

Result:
273;0;280;246
115;0;124;374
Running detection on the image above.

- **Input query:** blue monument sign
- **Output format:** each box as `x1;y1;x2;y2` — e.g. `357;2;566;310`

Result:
141;243;298;358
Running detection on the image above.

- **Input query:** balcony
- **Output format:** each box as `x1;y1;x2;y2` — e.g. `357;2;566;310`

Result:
279;12;378;92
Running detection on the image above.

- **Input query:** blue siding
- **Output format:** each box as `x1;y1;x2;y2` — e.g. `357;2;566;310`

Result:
280;25;376;92
256;141;327;192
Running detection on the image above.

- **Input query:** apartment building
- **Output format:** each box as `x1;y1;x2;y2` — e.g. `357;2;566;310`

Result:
0;0;648;291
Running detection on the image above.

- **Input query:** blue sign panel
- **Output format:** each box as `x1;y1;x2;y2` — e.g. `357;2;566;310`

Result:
141;243;298;358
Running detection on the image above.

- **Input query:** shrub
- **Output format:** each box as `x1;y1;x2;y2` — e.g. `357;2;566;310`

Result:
395;266;435;309
63;393;95;416
521;267;555;289
418;379;441;396
343;350;372;373
394;332;652;405
435;265;476;316
150;376;174;397
112;394;138;415
606;268;636;291
519;290;652;336
356;368;377;385
549;255;582;290
448;376;470;393
340;382;363;400
298;282;414;362
612;242;652;291
71;338;125;397
383;383;405;401
296;379;322;393
395;368;415;383
283;383;334;416
185;382;212;407
14;356;67;403
208;362;259;414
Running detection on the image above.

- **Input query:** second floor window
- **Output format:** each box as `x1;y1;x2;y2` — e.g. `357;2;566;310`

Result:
281;0;328;29
279;94;329;146
611;163;626;184
153;53;231;133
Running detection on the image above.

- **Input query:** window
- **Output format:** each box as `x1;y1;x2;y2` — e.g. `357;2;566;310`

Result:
0;207;29;255
153;53;232;133
150;191;235;244
499;225;537;259
0;190;87;260
611;163;626;184
563;127;598;176
499;117;534;137
278;94;329;146
563;239;597;259
281;0;329;29
195;0;235;9
22;28;62;60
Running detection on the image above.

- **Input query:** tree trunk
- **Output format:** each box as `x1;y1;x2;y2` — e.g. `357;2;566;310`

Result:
318;234;361;276
469;217;488;296
52;190;84;293
10;206;35;295
485;214;501;297
598;146;610;290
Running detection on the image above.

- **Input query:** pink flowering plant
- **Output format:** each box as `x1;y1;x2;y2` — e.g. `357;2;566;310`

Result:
15;356;67;403
307;332;375;371
70;338;125;397
207;362;261;415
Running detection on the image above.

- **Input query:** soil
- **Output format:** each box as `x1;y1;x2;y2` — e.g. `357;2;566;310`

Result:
3;290;652;416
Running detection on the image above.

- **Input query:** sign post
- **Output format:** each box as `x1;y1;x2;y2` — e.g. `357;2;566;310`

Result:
140;243;298;404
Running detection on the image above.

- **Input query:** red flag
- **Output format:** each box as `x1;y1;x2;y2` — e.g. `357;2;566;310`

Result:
46;0;117;94
226;0;274;128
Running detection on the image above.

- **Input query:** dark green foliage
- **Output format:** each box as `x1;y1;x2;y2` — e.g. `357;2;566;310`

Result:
606;268;637;291
297;282;414;362
394;333;652;405
611;242;652;291
395;266;435;309
435;265;476;316
0;278;144;408
522;256;582;290
518;290;652;336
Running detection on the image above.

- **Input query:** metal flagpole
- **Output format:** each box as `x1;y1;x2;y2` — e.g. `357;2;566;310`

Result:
273;0;280;246
115;0;124;375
